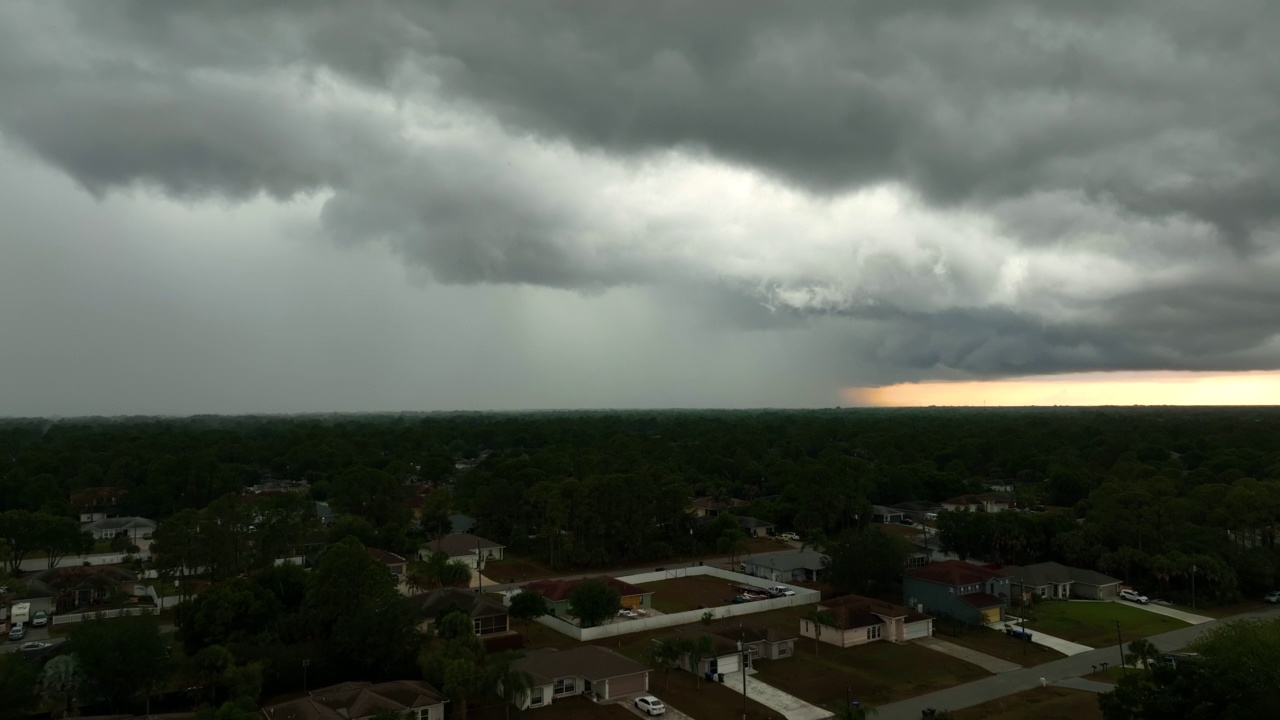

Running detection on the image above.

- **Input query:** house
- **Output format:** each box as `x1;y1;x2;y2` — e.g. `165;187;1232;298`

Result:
942;494;1013;513
800;594;933;648
904;560;1010;625
420;533;504;569
27;566;139;613
706;621;796;660
522;576;653;617
511;647;649;710
999;562;1123;601
84;516;156;541
872;505;905;524
741;550;828;583
367;547;408;578
659;628;748;676
409;588;512;638
892;501;942;523
690;497;746;518
71;486;129;524
261;680;446;720
737;516;775;538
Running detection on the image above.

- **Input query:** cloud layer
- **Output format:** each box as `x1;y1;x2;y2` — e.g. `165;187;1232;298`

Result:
2;0;1279;398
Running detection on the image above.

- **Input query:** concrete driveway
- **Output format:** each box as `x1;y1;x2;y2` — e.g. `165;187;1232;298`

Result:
1114;599;1212;625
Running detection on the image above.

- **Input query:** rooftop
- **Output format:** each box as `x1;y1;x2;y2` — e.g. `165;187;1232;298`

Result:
409;588;507;619
737;516;775;529
84;516;155;531
742;549;827;573
906;560;1006;587
513;646;648;685
262;680;446;720
424;532;504;558
366;546;407;566
817;594;932;629
999;561;1121;588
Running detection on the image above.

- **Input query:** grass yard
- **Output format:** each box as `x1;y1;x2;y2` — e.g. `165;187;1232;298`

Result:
753;639;988;707
936;626;1066;667
640;575;744;613
949;686;1103;720
1086;665;1141;684
1021;601;1190;647
484;555;559;583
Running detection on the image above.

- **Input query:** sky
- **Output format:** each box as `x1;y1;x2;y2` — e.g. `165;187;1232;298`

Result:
2;0;1280;415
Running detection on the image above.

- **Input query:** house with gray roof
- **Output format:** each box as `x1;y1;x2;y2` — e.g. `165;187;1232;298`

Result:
84;516;155;541
510;646;649;710
261;680;446;720
999;562;1123;601
419;532;504;569
737;516;775;538
741;549;828;583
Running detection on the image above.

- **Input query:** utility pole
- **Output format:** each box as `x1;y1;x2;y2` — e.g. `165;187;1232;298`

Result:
1191;564;1197;611
302;658;311;693
1115;621;1125;668
739;625;748;720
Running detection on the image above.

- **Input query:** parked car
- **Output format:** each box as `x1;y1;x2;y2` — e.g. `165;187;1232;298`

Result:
1119;589;1149;604
19;641;51;652
634;696;666;716
778;532;800;541
8;625;26;641
897;518;916;526
769;586;797;597
1264;590;1280;604
31;610;48;628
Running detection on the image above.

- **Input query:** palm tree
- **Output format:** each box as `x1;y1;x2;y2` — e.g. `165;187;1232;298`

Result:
486;651;535;720
1125;638;1160;672
40;654;85;716
648;638;684;691
680;636;716;690
805;609;836;658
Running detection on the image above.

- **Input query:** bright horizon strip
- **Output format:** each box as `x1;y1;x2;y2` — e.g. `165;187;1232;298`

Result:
845;370;1280;407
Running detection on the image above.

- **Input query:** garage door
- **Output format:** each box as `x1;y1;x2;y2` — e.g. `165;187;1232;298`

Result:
902;619;932;640
604;672;648;699
980;607;1002;624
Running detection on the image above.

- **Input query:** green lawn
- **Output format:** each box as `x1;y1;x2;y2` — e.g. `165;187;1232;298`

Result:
949;686;1103;720
484;555;559;583
753;634;989;707
936;626;1066;667
1021;601;1190;647
1086;665;1142;684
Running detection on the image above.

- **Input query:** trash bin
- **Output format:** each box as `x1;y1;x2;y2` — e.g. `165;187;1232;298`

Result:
717;674;725;683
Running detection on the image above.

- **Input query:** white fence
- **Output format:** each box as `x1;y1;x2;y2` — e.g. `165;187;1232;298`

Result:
519;565;819;642
51;607;162;625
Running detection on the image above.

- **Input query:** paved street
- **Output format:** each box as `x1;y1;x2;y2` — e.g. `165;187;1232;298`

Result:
0;625;65;654
876;604;1280;720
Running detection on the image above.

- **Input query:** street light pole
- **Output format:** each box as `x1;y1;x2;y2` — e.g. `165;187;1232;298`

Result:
1115;621;1125;668
739;625;748;720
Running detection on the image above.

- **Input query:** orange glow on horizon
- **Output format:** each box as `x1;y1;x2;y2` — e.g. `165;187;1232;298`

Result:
845;371;1280;407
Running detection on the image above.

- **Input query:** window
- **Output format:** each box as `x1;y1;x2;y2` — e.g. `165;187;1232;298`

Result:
528;687;545;707
779;645;790;657
473;615;508;635
868;625;882;640
553;678;576;696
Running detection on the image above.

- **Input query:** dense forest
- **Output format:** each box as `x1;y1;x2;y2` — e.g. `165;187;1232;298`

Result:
3;408;1279;606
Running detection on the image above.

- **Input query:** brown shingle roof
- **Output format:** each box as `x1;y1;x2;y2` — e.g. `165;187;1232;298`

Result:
959;592;1004;609
523;576;650;602
366;546;407;566
906;560;1004;587
262;680;446;720
513;647;648;686
814;594;933;630
409;588;507;619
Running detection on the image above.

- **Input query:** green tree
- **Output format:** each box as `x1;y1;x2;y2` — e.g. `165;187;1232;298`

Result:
507;590;549;639
35;514;94;569
804;608;836;658
823;526;909;596
680;635;716;689
68;611;172;710
648;637;684;691
567;579;621;628
304;536;420;676
420;612;532;720
1125;638;1160;672
39;655;85;716
151;508;206;602
0;510;41;572
177;577;283;652
0;653;40;719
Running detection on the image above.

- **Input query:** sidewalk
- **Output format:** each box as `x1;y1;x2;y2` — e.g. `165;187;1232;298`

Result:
1115;599;1213;625
1054;677;1116;694
996;619;1093;656
720;670;831;720
913;637;1021;673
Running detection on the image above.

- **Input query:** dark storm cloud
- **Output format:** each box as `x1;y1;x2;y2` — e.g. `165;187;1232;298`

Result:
2;0;1280;386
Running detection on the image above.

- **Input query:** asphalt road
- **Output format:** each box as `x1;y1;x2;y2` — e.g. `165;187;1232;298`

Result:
877;604;1280;720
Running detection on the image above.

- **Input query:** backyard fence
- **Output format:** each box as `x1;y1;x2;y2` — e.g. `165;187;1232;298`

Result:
516;564;820;641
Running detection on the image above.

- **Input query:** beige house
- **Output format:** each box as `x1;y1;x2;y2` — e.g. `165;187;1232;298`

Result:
420;533;504;569
260;680;447;720
800;594;934;648
511;647;649;710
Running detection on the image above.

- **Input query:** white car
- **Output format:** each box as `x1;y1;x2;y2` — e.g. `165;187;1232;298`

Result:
1119;589;1149;604
778;532;800;541
19;641;51;652
770;586;797;597
634;696;665;716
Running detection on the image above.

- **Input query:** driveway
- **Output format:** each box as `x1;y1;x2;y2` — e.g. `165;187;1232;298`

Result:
1;625;65;655
720;670;831;720
1114;599;1213;625
993;619;1094;656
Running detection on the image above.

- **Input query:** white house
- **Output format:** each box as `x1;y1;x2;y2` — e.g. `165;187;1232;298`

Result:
800;594;934;648
84;516;156;541
420;532;504;569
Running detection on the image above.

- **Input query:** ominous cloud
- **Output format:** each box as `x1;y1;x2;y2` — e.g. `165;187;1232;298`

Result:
2;0;1280;412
